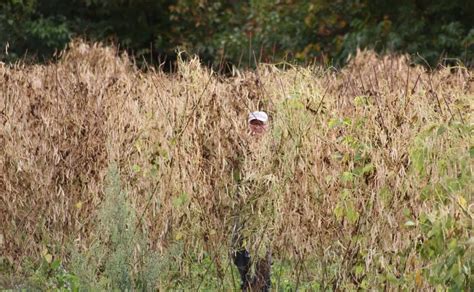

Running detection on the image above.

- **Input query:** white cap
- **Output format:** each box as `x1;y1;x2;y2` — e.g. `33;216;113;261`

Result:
248;111;268;124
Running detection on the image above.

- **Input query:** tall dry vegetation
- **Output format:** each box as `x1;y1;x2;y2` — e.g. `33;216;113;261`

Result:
1;41;472;289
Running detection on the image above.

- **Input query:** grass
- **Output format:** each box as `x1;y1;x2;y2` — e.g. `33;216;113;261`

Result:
0;40;472;290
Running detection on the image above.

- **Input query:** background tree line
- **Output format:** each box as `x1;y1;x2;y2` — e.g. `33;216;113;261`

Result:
1;0;473;67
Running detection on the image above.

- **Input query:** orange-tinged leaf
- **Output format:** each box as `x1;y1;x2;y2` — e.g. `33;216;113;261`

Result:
415;270;423;287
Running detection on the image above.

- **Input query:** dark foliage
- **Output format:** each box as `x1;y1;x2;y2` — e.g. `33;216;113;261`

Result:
1;0;473;67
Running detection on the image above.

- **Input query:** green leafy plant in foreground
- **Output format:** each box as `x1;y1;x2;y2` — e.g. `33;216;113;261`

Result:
27;251;80;291
69;164;162;291
409;122;472;289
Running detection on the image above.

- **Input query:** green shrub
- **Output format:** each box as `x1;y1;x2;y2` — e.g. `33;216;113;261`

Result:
1;0;472;66
70;164;162;290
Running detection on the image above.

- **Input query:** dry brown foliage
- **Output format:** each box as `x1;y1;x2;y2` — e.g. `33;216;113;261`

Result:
1;41;472;288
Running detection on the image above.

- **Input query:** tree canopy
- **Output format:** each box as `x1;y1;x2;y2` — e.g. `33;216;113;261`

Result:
1;0;473;67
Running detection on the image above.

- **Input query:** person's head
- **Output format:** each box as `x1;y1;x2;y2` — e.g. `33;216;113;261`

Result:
248;111;269;136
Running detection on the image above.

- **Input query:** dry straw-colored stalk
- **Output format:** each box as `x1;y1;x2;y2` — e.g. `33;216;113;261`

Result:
1;40;472;289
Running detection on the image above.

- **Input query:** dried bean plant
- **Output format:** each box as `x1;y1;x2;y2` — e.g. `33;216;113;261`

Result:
1;41;472;290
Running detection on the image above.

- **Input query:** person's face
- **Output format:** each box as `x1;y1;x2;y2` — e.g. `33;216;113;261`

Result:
249;119;268;136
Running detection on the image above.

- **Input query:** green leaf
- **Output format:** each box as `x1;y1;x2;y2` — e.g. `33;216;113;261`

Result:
436;125;446;136
342;117;352;126
286;98;305;110
343;135;359;148
341;171;354;183
353;95;368;106
172;192;189;207
341;189;351;199
380;187;392;206
328;118;341;128
345;201;359;224
354;265;365;277
132;164;141;173
150;164;158;176
334;203;344;220
361;163;375;175
448;239;457;250
51;259;61;270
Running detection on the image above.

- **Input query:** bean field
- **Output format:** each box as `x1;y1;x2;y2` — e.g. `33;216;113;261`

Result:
1;41;472;290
